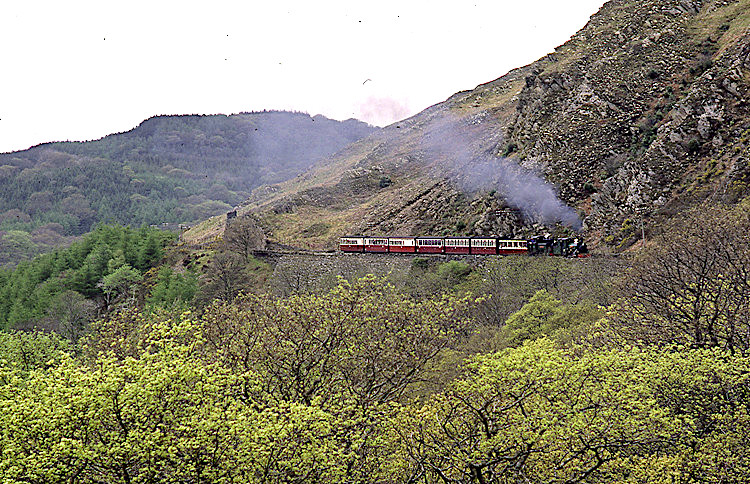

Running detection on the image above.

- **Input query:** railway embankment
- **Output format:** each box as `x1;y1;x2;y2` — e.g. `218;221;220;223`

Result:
255;251;492;295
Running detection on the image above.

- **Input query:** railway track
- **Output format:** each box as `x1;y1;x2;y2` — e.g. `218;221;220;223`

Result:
181;242;610;260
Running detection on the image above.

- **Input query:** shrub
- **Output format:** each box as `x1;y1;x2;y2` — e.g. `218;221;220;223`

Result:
378;176;393;188
411;257;428;270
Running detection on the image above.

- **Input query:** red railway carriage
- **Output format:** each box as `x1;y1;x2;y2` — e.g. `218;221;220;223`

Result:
364;237;389;253
497;239;528;255
339;237;365;252
416;237;444;254
342;234;588;257
471;237;497;255
388;237;416;253
444;237;471;255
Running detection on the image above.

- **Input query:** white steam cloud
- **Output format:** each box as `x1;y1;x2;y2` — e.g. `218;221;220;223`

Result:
421;114;582;230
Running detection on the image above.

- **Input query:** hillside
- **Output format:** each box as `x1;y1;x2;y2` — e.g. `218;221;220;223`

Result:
0;112;374;265
4;1;750;477
214;0;750;251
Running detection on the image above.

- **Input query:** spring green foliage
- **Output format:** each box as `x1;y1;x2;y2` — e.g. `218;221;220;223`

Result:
0;330;70;374
493;289;604;349
0;225;174;330
1;202;749;481
0;277;478;482
387;340;750;483
1;276;749;482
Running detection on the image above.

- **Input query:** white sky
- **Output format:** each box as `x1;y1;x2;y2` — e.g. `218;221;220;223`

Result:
0;0;606;154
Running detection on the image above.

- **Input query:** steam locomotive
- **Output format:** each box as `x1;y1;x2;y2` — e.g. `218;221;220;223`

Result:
339;236;588;257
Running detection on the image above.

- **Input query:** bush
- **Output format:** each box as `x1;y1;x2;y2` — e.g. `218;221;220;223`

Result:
378;176;393;188
436;261;472;286
503;142;519;157
411;257;429;270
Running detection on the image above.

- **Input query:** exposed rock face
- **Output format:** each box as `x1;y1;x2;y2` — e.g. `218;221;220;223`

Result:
242;0;750;250
507;0;750;240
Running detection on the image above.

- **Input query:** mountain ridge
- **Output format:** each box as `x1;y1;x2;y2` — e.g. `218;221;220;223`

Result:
0;111;375;265
212;0;749;251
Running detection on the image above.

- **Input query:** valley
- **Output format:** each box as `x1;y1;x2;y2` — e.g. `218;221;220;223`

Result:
2;0;750;481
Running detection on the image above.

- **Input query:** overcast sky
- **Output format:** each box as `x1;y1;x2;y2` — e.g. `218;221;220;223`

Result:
0;0;606;154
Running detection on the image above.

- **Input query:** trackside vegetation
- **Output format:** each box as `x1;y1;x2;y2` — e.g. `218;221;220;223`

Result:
0;203;749;482
1;277;749;482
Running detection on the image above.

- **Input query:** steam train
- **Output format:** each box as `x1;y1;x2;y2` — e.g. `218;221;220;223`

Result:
339;236;588;257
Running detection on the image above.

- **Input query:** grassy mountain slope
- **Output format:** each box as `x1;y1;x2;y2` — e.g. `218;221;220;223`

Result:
0;112;374;265
203;0;750;251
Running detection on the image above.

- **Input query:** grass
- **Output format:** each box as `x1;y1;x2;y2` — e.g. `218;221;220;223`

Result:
244;255;274;292
451;78;526;113
261;206;364;249
688;0;750;54
181;215;224;245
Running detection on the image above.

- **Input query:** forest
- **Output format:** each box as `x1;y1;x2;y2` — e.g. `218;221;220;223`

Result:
0;225;176;332
1;202;749;482
3;0;750;479
0;112;374;266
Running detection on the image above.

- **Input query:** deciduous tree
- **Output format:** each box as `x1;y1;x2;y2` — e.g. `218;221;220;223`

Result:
224;215;266;261
617;203;750;354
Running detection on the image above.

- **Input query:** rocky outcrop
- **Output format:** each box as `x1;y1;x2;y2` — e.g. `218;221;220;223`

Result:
243;0;750;250
496;0;750;243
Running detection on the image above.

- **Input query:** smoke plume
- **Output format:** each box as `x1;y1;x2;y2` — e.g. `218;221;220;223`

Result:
421;115;582;230
463;159;582;230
